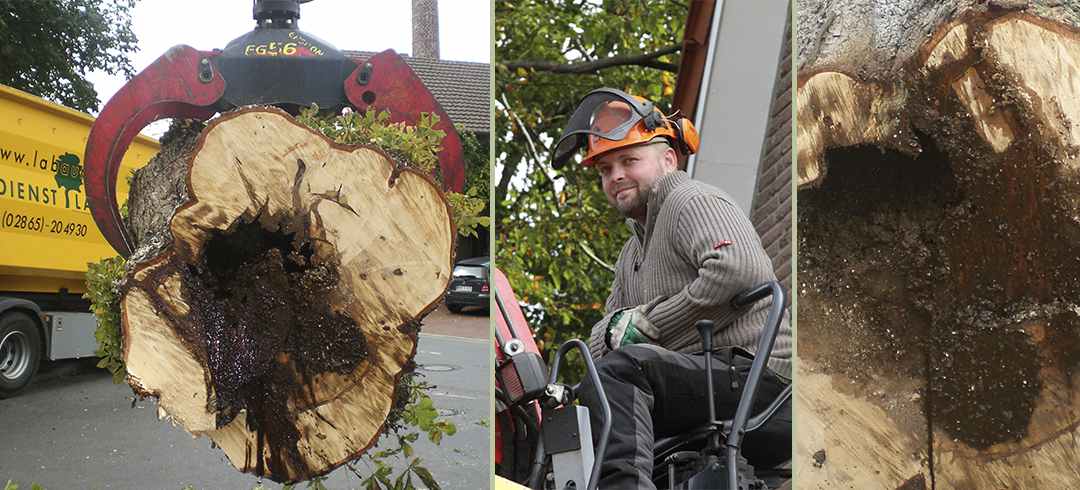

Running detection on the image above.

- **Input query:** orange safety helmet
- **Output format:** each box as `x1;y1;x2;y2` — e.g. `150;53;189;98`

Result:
552;88;700;168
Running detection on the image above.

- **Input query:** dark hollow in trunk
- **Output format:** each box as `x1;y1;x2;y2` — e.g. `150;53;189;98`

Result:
801;136;1043;449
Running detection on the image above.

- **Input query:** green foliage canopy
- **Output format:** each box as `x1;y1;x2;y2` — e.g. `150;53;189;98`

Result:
0;0;138;112
495;1;688;364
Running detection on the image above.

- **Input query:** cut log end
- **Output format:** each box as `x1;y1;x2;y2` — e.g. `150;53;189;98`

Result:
797;7;1080;488
120;107;454;482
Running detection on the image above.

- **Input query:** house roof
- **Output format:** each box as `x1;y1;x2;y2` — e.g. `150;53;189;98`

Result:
345;51;490;133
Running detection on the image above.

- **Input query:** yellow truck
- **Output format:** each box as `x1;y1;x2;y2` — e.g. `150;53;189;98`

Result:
0;84;160;397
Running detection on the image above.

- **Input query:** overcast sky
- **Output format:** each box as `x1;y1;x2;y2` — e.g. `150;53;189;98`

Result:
86;0;491;135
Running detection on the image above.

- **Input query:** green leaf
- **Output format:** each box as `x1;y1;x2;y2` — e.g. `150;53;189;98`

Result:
412;465;440;490
393;468;409;490
376;463;394;485
4;481;16;490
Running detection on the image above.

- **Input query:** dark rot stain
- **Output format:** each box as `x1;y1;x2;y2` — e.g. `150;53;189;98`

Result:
798;141;952;383
1044;312;1080;387
897;474;927;490
930;322;1041;449
800;130;1080;450
175;220;367;481
398;319;422;336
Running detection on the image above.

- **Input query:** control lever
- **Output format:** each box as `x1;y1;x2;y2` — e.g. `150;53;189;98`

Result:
541;340;610;490
697;320;718;430
695;281;786;490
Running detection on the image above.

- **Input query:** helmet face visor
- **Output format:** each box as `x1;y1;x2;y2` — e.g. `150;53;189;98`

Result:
552;89;655;167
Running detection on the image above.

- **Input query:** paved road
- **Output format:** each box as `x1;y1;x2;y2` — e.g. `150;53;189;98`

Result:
421;304;489;340
0;332;490;490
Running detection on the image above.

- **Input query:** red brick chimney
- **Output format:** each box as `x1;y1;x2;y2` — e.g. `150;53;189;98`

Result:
412;0;440;59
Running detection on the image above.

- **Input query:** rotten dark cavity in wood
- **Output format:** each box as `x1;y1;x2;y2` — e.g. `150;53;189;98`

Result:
799;136;1061;449
173;220;367;478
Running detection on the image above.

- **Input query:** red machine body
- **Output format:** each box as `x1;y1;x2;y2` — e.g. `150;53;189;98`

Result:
493;267;544;470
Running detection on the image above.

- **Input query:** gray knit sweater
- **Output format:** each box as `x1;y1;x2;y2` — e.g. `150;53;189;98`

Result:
587;170;793;379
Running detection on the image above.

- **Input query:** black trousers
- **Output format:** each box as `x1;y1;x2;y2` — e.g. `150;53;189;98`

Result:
577;343;791;490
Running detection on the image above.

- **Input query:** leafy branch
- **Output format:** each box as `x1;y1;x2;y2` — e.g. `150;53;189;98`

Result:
349;376;455;490
3;480;45;490
84;255;126;383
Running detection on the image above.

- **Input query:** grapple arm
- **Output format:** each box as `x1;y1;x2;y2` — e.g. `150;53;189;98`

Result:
84;45;225;257
345;50;467;193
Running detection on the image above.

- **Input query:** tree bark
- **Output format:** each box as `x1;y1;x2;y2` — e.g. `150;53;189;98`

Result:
119;107;454;483
797;2;1080;488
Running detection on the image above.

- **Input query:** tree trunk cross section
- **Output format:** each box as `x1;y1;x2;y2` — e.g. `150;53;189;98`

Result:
118;107;455;483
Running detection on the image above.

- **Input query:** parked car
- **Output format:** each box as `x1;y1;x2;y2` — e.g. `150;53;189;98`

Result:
446;256;489;313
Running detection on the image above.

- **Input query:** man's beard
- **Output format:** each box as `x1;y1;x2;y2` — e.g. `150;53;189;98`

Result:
617;183;648;215
610;179;655;219
606;152;673;220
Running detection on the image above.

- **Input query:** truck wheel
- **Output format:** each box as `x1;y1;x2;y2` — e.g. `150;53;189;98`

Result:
0;311;42;398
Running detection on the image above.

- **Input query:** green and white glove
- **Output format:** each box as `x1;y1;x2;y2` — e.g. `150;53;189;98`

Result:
605;305;660;350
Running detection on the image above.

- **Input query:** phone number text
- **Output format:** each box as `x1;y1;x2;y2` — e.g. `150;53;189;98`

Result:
1;210;88;237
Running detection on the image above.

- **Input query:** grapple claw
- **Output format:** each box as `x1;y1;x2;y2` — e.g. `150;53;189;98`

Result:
84;45;225;257
345;50;467;193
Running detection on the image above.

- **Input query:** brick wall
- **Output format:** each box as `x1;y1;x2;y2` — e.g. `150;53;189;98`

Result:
749;6;792;301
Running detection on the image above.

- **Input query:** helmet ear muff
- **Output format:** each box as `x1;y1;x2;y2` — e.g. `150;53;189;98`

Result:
672;117;699;156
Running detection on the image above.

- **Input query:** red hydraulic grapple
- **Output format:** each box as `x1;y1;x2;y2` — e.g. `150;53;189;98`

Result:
84;0;466;257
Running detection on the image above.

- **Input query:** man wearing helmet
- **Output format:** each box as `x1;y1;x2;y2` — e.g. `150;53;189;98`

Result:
554;88;792;489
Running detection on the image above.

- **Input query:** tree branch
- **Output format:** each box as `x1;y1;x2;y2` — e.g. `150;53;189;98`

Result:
578;240;616;273
503;45;681;74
